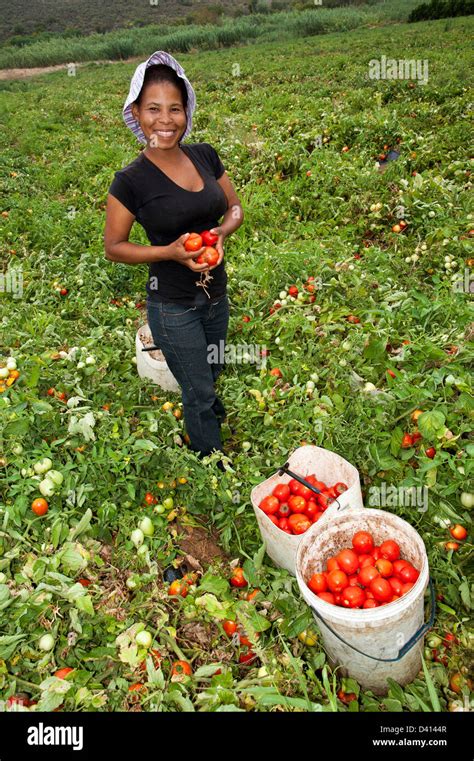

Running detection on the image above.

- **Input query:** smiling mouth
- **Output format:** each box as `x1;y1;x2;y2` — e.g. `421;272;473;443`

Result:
153;130;176;137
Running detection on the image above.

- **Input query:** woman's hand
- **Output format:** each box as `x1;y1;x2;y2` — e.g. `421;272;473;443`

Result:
208;226;226;271
167;233;210;272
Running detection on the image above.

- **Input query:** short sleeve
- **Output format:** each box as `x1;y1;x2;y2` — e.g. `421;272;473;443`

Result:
203;143;225;180
108;173;137;216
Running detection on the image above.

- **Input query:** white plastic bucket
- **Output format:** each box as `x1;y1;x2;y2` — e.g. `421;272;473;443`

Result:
250;445;364;576
135;324;180;393
296;506;434;695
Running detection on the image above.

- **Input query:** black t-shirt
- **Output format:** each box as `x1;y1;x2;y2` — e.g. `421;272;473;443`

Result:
108;142;228;305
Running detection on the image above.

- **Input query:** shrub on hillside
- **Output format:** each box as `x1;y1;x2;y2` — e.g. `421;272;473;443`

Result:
409;0;474;21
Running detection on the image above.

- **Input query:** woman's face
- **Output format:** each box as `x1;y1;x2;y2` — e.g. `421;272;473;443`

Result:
132;81;187;150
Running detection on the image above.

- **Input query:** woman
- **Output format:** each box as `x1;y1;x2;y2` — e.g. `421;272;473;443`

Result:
104;51;244;463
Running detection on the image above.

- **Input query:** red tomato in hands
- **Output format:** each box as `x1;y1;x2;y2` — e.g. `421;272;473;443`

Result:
201;230;219;246
184;232;203;252
196;246;219;266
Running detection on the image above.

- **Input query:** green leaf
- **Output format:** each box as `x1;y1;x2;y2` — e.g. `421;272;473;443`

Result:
2;418;30;437
459;579;471;610
418;410;446;441
253;543;266;571
69;508;92;541
437;602;456;615
75;595;94;615
387;678;405;704
0;633;26;659
363;337;386;363
235;601;271;633
132;439;158;451
383;698;403;711
199;572;229;598
421;657;441;712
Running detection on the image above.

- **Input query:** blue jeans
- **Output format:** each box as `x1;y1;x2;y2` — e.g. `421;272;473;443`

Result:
146;294;230;457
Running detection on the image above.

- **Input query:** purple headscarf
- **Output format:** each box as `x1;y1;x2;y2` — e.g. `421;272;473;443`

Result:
123;50;197;144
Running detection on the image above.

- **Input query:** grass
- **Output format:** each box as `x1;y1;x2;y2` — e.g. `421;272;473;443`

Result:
0;13;472;713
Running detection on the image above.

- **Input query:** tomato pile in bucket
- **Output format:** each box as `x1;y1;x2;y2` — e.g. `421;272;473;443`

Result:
257;472;348;535
306;529;421;609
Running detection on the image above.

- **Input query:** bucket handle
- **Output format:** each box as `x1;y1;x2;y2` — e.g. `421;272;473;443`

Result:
277;461;345;512
311;577;436;662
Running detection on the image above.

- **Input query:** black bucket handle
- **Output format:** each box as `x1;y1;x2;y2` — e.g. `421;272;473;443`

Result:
311;577;436;662
277;460;348;514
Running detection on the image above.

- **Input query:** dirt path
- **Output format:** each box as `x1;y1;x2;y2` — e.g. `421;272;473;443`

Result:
0;55;145;81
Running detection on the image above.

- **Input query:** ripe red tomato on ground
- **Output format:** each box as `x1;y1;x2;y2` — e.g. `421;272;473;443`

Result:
223;620;237;637
168;580;188;597
54;668;74;679
449;524;467;540
230;567;248;588
31;498;48;516
171;660;192;676
401;433;414;448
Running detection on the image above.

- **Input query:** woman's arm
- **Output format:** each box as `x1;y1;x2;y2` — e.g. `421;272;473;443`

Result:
104;194;171;264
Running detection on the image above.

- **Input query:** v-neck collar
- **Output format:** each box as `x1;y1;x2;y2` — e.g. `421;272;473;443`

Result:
141;145;206;194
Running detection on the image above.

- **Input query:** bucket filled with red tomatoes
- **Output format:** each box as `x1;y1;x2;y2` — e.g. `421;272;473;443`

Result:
250;445;364;575
295;507;434;695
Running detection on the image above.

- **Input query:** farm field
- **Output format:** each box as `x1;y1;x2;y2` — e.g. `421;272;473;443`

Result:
0;14;473;714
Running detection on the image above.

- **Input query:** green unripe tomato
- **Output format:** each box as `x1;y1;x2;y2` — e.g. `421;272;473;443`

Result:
39;633;55;652
154;504;165;514
135;630;152;648
162;497;174;510
131;529;144;548
139;517;154;536
460;492;474;509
